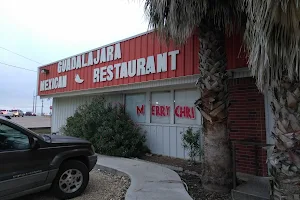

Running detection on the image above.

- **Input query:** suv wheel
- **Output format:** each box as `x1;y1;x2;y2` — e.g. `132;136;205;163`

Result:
52;160;89;199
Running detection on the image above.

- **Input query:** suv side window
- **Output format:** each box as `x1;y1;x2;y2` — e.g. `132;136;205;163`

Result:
0;124;30;152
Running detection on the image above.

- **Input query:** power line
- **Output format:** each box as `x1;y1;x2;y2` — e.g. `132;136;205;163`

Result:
0;46;43;65
0;61;37;72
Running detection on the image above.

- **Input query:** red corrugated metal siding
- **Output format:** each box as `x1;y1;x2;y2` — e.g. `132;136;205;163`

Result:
225;34;248;70
38;32;200;96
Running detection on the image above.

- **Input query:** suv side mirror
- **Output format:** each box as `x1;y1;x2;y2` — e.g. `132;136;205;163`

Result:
30;137;39;150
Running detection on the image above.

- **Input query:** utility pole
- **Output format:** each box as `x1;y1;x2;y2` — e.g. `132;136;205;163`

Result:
49;98;52;115
32;90;35;113
41;99;44;116
34;95;38;113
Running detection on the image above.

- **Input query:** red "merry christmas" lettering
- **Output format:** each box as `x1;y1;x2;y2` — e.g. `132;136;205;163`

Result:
136;105;145;115
151;105;170;116
136;105;196;119
175;106;195;119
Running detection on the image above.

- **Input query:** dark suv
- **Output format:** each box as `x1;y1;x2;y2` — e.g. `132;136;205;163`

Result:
0;116;97;200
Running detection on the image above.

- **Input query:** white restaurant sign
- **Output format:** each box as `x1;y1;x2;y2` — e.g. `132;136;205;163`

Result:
40;42;180;92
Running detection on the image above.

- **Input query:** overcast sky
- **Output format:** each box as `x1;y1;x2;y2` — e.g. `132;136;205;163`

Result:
0;0;148;114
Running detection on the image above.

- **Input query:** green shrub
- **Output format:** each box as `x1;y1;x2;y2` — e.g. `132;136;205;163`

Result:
62;96;149;158
181;127;203;163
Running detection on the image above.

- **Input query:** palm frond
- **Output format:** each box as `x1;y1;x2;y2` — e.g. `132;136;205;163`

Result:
205;0;245;35
144;0;208;44
144;0;243;45
239;0;300;91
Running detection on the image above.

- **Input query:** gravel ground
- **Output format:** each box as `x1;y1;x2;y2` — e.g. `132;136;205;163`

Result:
14;169;130;200
179;173;231;200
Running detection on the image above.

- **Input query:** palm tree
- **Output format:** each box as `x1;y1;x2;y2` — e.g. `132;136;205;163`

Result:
242;1;300;199
144;0;300;198
144;0;243;192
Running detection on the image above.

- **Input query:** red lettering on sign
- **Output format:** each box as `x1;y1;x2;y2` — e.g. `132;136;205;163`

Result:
191;107;195;119
136;105;194;118
151;105;170;117
155;105;160;116
175;106;196;119
186;106;191;118
151;105;155;116
136;105;145;115
160;106;165;116
166;106;170;116
175;106;184;118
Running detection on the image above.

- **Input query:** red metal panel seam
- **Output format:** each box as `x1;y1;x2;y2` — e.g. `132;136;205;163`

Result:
113;44;120;87
160;38;168;79
192;35;196;75
157;33;162;81
186;37;193;76
195;34;199;74
123;40;129;85
175;40;183;78
153;33;161;81
99;51;104;89
141;34;147;83
88;58;92;90
147;33;154;81
136;36;142;83
67;63;71;93
128;38;135;84
157;34;161;80
167;40;172;78
87;51;94;90
49;64;54;94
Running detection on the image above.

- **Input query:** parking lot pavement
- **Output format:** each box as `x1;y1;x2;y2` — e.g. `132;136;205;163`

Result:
10;116;51;129
14;170;130;200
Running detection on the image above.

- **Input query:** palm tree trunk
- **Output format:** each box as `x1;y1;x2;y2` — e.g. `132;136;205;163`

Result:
195;24;232;192
269;78;300;199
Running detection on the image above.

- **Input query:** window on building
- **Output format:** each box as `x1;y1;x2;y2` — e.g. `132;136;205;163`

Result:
174;89;200;125
125;93;146;123
102;94;123;107
151;91;171;124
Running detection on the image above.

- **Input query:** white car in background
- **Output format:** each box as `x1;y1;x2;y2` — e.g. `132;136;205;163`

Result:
0;110;14;117
0;111;12;119
10;109;24;117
